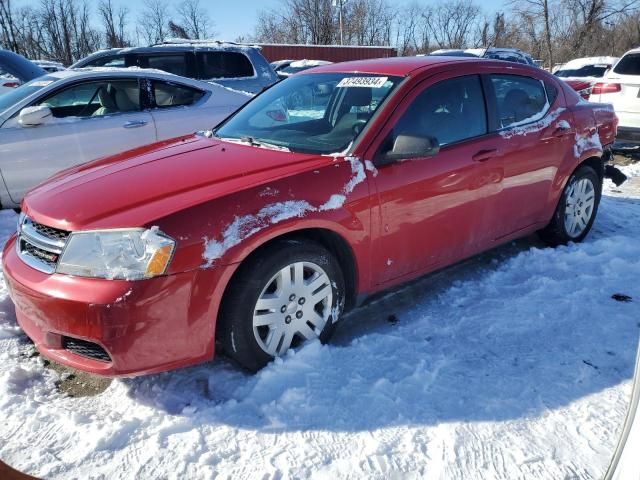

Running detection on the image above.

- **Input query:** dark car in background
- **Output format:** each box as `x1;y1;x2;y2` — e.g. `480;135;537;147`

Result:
71;40;278;94
429;47;536;66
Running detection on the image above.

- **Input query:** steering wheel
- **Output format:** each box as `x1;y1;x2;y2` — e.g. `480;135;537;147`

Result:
352;119;367;136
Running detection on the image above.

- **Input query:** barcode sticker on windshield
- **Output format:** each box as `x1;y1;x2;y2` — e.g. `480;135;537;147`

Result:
337;77;388;88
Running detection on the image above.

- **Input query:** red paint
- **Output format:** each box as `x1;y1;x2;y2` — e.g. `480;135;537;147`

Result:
564;79;593;99
2;57;618;376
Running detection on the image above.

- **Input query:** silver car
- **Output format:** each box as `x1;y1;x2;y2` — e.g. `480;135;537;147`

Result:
0;68;250;208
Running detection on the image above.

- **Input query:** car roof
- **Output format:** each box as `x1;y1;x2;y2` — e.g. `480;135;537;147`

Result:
40;67;226;91
623;47;640;54
304;55;501;77
81;43;261;56
559;56;619;68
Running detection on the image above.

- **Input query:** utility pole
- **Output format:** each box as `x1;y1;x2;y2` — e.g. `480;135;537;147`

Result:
333;0;345;45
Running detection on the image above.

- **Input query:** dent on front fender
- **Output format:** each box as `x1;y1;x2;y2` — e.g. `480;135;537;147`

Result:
199;156;371;268
154;157;372;274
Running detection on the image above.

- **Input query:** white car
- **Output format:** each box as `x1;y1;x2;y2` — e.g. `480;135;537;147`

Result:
555;56;618;99
0;68;250;208
32;60;66;73
589;49;640;150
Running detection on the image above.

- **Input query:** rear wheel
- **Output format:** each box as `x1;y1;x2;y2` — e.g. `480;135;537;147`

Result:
539;165;601;245
219;239;345;372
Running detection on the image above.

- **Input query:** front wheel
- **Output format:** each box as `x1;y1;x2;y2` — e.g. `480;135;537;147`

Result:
539;165;601;246
218;239;345;372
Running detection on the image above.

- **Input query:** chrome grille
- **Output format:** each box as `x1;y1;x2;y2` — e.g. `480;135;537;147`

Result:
30;221;69;241
16;216;70;274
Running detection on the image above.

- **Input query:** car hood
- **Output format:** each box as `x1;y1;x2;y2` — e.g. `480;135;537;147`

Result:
24;134;330;230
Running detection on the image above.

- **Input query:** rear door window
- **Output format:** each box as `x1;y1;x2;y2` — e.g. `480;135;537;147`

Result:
613;53;640;75
145;55;188;77
152;80;205;108
198;52;254;79
36;80;140;118
489;74;549;128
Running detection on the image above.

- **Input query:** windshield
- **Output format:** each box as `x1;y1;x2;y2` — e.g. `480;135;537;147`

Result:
556;65;610;78
214;73;402;154
0;75;57;116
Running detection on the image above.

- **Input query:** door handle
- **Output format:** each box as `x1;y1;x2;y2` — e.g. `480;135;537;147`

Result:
123;120;147;129
472;148;498;162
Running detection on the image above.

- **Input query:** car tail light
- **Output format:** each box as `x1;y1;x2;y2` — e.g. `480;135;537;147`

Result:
592;82;621;95
1;81;19;88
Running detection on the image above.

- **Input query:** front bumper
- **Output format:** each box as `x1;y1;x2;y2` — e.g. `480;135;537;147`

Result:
2;235;223;377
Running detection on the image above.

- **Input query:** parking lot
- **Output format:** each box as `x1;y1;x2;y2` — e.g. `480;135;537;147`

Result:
0;160;637;479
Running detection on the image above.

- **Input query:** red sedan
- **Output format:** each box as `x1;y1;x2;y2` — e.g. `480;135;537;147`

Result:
2;57;618;375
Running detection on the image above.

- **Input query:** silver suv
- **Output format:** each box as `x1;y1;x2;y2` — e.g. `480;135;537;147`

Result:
71;40;279;94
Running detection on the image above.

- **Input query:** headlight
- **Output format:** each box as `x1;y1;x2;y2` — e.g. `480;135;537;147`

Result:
56;227;175;280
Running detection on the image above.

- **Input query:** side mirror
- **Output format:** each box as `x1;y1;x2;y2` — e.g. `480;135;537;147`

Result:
18;106;52;127
378;133;440;166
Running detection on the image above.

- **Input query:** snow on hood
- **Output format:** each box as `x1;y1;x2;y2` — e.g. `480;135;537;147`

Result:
203;157;366;265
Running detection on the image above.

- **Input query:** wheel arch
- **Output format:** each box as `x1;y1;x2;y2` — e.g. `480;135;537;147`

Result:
577;154;605;182
215;227;360;337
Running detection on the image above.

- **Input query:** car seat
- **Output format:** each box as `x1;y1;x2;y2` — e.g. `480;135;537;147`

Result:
92;86;118;116
501;88;538;125
114;88;139;112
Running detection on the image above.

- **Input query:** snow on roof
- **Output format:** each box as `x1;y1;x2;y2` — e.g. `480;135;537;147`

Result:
559;56;619;69
32;60;65;67
151;38;262;50
67;66;178;77
258;42;396;50
288;59;333;68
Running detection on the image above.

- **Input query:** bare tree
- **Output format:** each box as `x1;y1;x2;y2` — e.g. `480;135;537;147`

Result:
168;20;190;39
175;0;213;39
427;0;482;49
98;0;129;48
395;2;431;55
35;0;100;64
0;0;21;53
138;0;169;44
508;0;555;67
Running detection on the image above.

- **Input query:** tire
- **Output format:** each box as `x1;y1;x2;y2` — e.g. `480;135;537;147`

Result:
218;239;345;372
539;165;601;246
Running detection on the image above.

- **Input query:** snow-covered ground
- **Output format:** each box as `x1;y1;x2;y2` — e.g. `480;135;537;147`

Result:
1;164;640;479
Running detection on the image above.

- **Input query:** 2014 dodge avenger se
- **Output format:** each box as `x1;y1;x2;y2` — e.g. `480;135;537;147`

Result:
2;57;619;375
